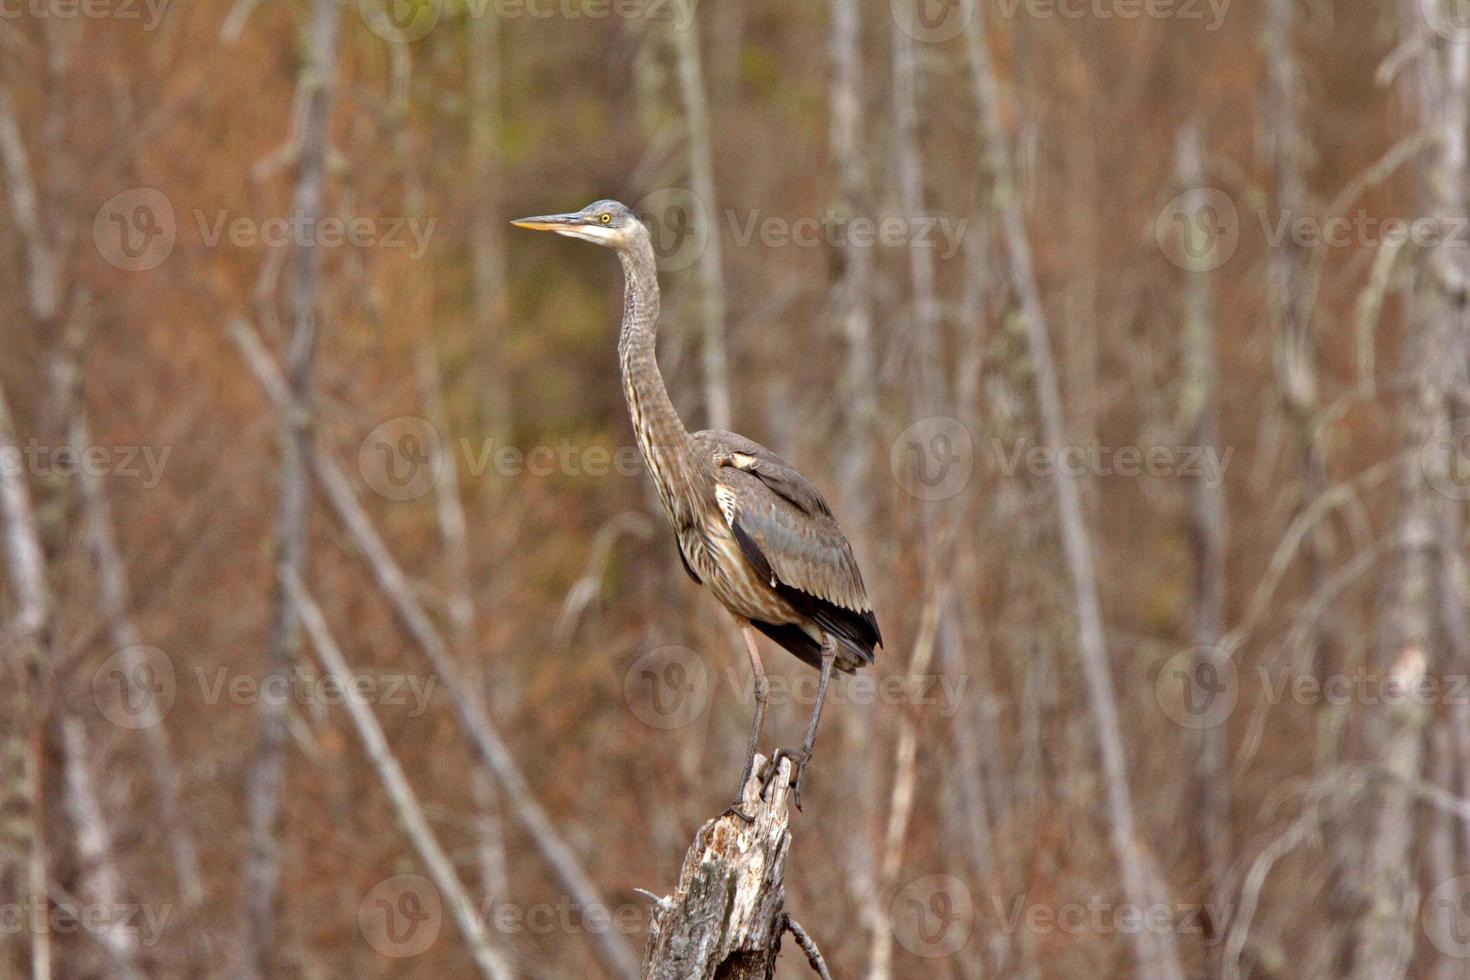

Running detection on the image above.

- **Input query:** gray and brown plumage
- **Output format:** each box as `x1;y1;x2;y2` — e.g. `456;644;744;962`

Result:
513;200;881;812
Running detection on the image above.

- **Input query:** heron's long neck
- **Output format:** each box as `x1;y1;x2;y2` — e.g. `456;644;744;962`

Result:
617;239;703;525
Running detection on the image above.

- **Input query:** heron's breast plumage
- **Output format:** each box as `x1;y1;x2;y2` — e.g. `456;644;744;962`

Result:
678;516;803;628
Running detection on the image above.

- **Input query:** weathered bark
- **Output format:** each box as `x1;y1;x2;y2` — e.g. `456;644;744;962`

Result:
240;0;341;973
671;13;732;432
964;9;1186;980
641;755;820;980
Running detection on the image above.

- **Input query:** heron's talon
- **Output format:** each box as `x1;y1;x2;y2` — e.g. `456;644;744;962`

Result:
761;747;811;810
720;800;755;824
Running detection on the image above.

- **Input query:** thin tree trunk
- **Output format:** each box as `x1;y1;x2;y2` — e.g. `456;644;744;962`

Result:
240;0;341;973
1265;0;1332;683
964;10;1185;980
230;317;641;980
59;717;146;980
1175;125;1231;923
828;0;878;529
70;411;204;908
467;9;510;429
0;380;53;980
419;348;513;949
286;573;514;980
1353;10;1468;975
672;11;732;431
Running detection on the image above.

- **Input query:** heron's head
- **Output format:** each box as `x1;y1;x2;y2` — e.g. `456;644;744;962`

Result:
511;199;644;250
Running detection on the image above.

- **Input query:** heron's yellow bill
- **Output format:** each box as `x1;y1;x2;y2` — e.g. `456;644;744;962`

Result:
510;214;576;231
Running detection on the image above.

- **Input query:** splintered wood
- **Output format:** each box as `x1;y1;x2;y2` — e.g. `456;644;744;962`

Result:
640;755;797;980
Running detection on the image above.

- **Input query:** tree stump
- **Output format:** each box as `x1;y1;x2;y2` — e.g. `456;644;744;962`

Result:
641;754;813;980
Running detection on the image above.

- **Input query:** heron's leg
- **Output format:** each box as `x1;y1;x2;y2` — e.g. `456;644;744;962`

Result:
721;625;768;824
763;633;837;811
737;626;769;787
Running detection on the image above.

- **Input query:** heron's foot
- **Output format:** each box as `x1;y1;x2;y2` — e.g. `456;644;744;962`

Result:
712;452;735;468
760;747;812;811
720;799;755;824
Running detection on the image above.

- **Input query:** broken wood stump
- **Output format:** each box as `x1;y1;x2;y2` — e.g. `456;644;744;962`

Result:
640;754;831;980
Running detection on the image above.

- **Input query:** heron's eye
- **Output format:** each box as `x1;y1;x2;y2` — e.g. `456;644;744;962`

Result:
599;213;612;224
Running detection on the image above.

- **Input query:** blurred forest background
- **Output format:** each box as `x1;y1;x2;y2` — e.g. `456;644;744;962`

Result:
4;0;1470;976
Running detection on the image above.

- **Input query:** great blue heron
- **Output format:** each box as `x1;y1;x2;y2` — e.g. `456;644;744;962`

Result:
513;200;881;814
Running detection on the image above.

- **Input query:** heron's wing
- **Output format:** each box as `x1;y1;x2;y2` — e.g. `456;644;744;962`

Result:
693;431;881;655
